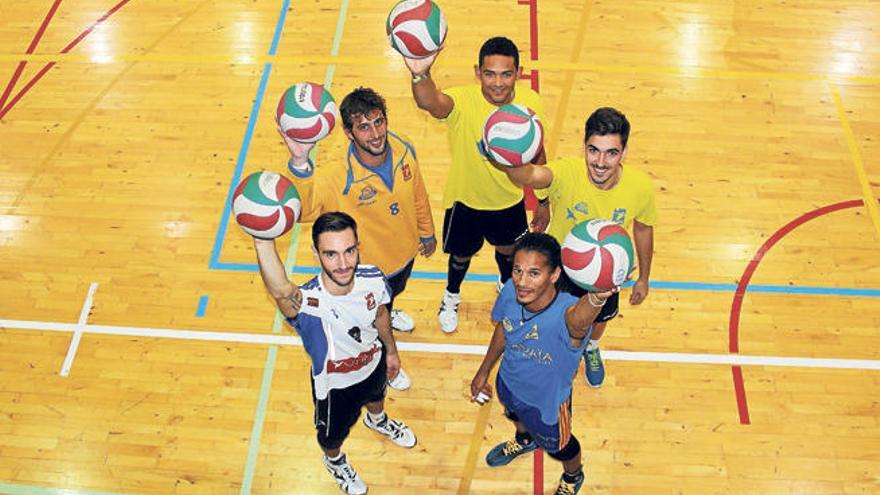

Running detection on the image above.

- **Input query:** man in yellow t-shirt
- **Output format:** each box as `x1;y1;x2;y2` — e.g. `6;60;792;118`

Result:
283;88;436;360
503;107;657;388
400;36;550;334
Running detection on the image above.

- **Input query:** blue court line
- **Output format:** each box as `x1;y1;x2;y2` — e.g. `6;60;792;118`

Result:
208;262;880;297
0;483;131;495
208;0;291;270
195;295;209;317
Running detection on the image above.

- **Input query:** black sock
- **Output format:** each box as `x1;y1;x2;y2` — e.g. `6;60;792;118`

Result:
515;430;533;446
495;250;513;283
447;256;471;294
562;467;583;483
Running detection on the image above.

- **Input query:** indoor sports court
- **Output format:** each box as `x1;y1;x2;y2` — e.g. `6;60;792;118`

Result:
1;0;879;494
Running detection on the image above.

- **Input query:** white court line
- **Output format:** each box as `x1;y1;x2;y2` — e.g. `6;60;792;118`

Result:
59;282;99;376
2;316;879;371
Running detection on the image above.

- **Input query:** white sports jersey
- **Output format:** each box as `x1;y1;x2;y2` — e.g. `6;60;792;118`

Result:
287;264;391;400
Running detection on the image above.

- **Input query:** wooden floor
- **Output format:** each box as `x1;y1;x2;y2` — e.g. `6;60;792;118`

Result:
1;0;879;494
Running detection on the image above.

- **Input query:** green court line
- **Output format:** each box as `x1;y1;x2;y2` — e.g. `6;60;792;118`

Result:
0;482;130;495
238;0;351;490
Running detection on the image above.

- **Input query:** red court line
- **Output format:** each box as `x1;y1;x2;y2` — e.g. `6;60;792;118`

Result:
533;448;543;495
727;199;864;424
0;0;63;110
0;0;132;120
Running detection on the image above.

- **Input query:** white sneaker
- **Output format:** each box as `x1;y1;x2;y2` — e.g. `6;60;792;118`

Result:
438;290;461;333
322;453;367;495
363;412;417;448
390;308;415;332
387;367;411;391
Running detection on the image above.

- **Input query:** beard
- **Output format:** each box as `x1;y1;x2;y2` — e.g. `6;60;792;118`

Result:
320;255;360;288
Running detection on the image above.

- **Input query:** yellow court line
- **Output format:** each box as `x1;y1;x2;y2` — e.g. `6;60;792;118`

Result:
1;52;878;84
831;84;880;242
545;0;592;158
457;367;498;495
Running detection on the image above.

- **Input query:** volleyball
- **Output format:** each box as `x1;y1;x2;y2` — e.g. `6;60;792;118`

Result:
276;82;337;143
561;219;635;292
386;0;447;59
232;171;301;239
481;104;544;167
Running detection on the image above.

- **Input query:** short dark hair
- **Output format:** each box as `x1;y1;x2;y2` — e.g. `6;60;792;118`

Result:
339;87;387;131
512;233;562;271
312;211;358;248
585;107;630;148
478;36;520;69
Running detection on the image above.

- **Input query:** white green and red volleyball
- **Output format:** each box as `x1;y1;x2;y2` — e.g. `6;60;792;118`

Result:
232;171;301;239
561;219;635;292
276;82;337;143
386;0;447;59
482;104;544;167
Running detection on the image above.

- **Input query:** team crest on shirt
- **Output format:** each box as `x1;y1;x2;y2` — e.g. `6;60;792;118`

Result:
401;163;412;181
524;324;539;340
502;318;514;333
358;185;378;202
348;326;362;343
365;292;376;310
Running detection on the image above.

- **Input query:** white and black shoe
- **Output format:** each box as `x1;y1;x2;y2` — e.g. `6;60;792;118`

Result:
322;453;367;495
390;308;415;332
387;367;412;391
363;412;417;448
437;290;461;333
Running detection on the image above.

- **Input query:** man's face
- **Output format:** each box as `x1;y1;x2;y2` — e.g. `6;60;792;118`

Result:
584;133;626;188
475;55;521;106
315;228;359;289
511;249;560;307
345;109;388;157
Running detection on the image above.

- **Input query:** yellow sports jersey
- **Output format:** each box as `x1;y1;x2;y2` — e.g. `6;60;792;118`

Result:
441;84;544;210
292;131;435;276
537;156;657;242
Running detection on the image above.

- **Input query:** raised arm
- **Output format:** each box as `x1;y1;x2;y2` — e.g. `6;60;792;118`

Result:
404;53;454;119
564;289;617;345
503;162;554;189
253;238;303;319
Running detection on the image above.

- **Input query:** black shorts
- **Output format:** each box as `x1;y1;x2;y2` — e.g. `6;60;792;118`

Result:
566;286;619;324
442;200;528;257
385;258;415;304
312;348;387;450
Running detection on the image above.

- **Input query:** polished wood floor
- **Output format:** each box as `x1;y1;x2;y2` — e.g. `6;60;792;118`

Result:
1;1;879;494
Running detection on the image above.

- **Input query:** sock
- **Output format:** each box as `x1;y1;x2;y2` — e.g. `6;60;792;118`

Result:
515;430;533;446
327;451;344;463
494;250;513;283
447;256;471;294
367;410;387;425
562;466;584;483
586;339;599;351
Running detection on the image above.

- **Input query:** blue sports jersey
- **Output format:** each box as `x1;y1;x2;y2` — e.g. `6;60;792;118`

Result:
492;280;590;424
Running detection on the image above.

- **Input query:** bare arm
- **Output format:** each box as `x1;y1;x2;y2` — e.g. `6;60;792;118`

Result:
253;238;302;319
630;220;654;305
564;290;616;345
404;53;454;119
504;163;554;189
375;304;401;379
470;321;506;401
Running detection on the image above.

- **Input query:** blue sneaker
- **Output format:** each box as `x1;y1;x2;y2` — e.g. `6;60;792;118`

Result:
584;345;605;388
554;471;585;494
485;438;537;467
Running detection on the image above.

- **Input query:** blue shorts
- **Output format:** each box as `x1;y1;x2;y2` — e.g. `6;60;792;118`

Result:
496;375;572;454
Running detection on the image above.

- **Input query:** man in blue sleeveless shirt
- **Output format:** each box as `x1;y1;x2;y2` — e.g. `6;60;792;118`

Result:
470;233;615;495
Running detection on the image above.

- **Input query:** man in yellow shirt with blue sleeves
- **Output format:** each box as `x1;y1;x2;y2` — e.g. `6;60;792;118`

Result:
502;107;657;388
400;36;550;334
282;88;437;389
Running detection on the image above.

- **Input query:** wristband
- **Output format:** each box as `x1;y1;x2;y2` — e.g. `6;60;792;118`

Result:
587;293;606;308
411;71;430;84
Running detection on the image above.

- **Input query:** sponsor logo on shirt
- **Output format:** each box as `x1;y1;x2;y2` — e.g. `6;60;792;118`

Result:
365;292;376;310
327;345;380;374
402;163;412;181
511;342;554;365
307;297;319;307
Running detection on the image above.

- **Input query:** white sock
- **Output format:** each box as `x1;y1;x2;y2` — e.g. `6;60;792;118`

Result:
327;451;344;462
367;411;387;424
587;339;599;351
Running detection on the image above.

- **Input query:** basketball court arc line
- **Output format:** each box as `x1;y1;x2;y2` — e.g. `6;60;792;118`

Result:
3;318;880;371
2;52;878;84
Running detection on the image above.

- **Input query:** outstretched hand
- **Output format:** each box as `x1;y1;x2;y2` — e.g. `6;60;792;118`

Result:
277;126;315;167
403;50;441;76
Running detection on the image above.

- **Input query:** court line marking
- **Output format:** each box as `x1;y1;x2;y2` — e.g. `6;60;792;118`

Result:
0;0;133;120
195;295;209;317
59;282;98;376
3;318;879;371
831;85;880;242
1;52;877;84
0;0;62;110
